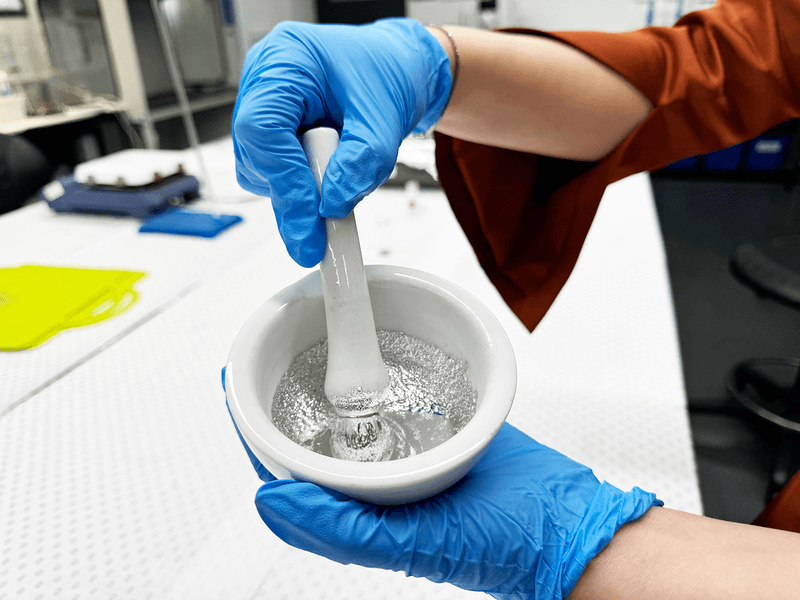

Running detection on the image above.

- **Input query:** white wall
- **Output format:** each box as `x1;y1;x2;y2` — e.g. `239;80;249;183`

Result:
508;0;642;32
408;0;717;32
407;0;488;28
234;0;317;52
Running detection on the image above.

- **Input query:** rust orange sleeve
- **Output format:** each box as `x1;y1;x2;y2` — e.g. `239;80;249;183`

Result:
435;0;800;332
753;470;800;534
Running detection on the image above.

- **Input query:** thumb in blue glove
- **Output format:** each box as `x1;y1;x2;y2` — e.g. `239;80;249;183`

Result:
232;19;453;267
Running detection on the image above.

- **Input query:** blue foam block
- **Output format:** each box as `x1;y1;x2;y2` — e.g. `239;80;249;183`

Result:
745;134;791;172
662;156;698;171
703;143;744;172
139;209;242;238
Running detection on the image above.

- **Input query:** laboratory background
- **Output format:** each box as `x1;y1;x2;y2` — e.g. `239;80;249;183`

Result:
1;0;799;598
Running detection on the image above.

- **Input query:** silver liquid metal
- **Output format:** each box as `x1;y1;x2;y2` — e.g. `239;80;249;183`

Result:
271;330;478;461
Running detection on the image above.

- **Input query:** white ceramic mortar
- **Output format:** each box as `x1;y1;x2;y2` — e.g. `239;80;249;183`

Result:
226;265;516;505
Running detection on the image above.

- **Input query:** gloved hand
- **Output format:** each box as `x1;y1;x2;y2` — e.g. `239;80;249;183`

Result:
232;19;453;267
223;369;661;600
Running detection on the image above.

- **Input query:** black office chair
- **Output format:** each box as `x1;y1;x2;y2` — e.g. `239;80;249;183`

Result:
727;235;800;502
0;134;54;215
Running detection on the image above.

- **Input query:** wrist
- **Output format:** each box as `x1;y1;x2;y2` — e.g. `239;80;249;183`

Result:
404;24;457;135
425;26;458;82
561;483;662;597
394;20;454;134
569;507;800;600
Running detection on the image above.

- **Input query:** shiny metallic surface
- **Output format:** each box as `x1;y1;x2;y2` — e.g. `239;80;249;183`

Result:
271;330;478;462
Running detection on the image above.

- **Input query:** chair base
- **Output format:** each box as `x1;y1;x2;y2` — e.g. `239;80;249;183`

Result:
726;357;800;501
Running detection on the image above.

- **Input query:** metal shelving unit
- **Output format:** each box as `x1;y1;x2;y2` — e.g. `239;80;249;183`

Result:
99;0;241;149
147;88;238;123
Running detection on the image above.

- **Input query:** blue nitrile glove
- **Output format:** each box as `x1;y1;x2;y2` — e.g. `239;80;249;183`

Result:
232;19;452;267
223;367;662;600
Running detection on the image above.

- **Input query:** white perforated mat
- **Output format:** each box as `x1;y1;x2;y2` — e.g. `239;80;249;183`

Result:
0;140;701;600
1;141;270;414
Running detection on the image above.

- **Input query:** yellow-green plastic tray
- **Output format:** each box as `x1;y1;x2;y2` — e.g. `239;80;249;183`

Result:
0;265;145;350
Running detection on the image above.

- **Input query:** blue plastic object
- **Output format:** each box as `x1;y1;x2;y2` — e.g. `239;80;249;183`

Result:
662;155;698;171
232;19;452;267
703;143;744;172
139;209;242;238
41;174;200;219
745;134;791;172
222;370;662;600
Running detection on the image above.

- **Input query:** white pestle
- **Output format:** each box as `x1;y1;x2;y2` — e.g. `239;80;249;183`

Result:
301;128;394;461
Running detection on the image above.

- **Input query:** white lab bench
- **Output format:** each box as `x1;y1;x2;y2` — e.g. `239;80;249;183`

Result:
0;137;702;600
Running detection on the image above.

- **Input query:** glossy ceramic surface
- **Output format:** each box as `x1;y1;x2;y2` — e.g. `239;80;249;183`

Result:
226;265;516;505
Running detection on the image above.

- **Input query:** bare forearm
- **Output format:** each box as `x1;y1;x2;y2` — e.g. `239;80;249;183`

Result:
426;26;652;161
568;507;800;600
